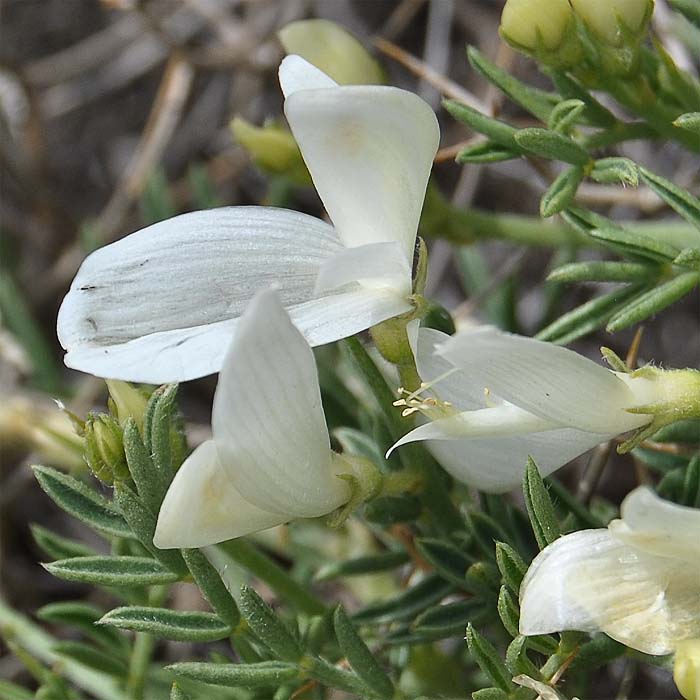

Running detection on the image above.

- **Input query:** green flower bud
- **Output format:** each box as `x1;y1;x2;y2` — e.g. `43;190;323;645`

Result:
106;379;148;429
84;413;128;485
571;0;653;45
500;0;583;67
278;19;384;86
231;117;310;185
675;639;700;700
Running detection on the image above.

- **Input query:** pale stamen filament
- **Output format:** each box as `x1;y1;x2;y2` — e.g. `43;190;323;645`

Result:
393;369;459;420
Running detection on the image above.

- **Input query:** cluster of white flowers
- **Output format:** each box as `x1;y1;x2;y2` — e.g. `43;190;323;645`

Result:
57;53;699;689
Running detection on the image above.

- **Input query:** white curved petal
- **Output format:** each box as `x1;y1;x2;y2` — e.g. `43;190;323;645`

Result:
153;440;287;549
520;529;700;655
414;328;483;410
58;206;343;381
412;424;612;492
284;83;439;261
62;287;412;383
314;242;411;296
610;487;700;559
438;327;648;434
212;290;349;517
279;54;337;98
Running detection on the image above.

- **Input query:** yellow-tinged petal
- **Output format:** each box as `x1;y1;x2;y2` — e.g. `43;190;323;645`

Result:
500;0;573;50
570;0;653;44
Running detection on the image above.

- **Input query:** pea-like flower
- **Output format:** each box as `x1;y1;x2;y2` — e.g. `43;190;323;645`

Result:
57;56;439;383
519;487;700;655
389;325;692;492
153;289;364;549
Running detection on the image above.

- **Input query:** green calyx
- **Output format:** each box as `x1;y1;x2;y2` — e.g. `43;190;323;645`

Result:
83;413;129;485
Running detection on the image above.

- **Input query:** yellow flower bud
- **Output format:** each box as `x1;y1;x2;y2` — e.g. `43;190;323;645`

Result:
500;0;573;51
231;117;310;185
106;379;148;429
278;19;384;86
570;0;653;45
84;413;128;485
675;640;700;700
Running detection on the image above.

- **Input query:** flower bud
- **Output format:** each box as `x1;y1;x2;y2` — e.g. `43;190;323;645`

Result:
500;0;582;67
84;413;128;485
231;117;310;185
106;379;148;429
675;640;700;700
570;0;653;45
278;19;384;86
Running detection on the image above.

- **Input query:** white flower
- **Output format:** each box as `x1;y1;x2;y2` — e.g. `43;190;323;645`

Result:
388;325;659;492
153;289;359;549
57;56;439;383
519;487;700;655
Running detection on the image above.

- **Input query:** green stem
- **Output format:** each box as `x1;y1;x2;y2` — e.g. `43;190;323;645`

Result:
0;597;123;700
125;586;166;700
216;539;325;616
426;205;699;251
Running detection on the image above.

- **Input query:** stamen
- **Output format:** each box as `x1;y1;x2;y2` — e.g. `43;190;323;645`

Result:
393;371;459;421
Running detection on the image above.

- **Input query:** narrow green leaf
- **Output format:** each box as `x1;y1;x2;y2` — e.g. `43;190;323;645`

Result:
669;0;700;27
334;607;394;699
466;511;511;559
353;574;455;623
45;556;179;587
443;100;519;149
494;542;528;595
540;166;584;217
144;383;182;478
32;466;131;538
588;225;680;262
547;261;654;283
467;46;556;122
548;99;586;133
536;284;646;344
674;111;700;132
315;551;409;581
100;606;231;642
465;561;502;597
523;459;560;549
682;454;700;508
514;128;590;165
652;419;700;444
306;657;370;696
456;140;520;164
674;248;700;269
30;524;96;561
181;549;240;626
113;482;187;576
505;636;542;678
549;72;617;127
497;586;520;638
123;418;166;512
472;688;509;700
639;167;700;230
415;538;474;587
53;641;127;677
239;586;304;662
37;601;128;655
168;661;299;688
590;157;639;186
466;624;513;692
606;272;699;331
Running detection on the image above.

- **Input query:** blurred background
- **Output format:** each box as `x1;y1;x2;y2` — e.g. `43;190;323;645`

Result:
1;1;698;696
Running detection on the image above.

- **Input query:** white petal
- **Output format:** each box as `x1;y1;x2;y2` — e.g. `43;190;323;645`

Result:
278;54;337;98
438;327;649;434
58;206;342;381
62;287;412;384
397;421;613;492
284;83;439;261
314;241;411;296
153;440;287;549
609;487;700;559
520;530;700;655
414;327;496;410
212;289;350;517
